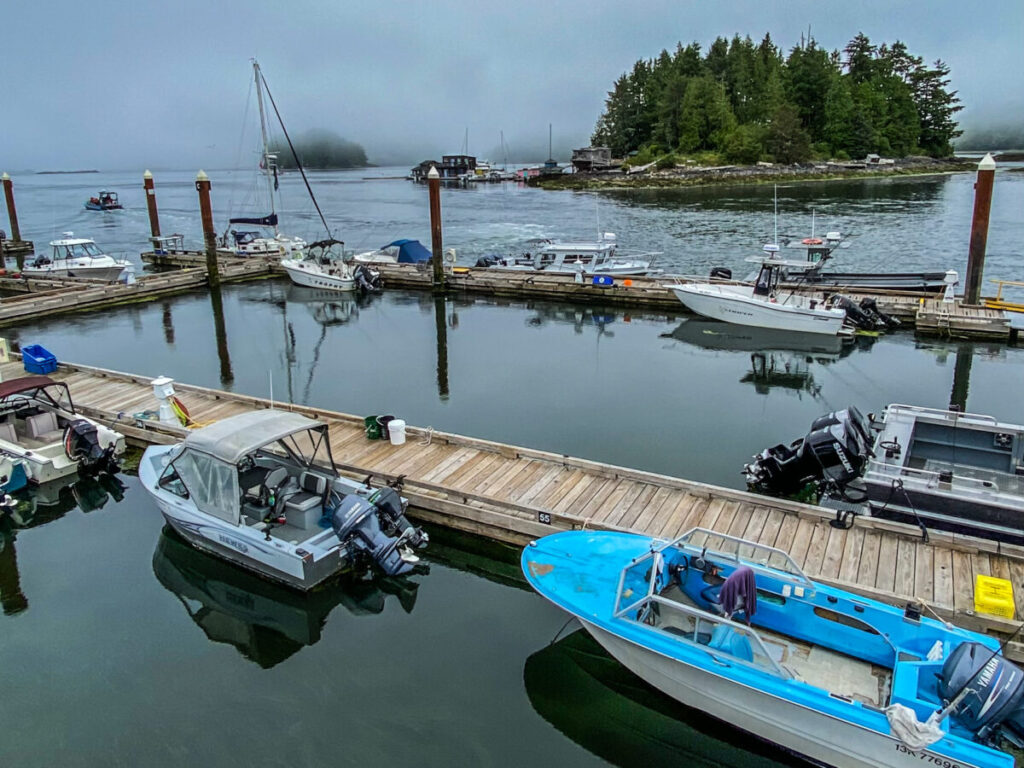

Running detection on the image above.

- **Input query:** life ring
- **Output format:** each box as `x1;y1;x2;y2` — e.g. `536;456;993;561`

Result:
171;396;192;427
802;238;823;245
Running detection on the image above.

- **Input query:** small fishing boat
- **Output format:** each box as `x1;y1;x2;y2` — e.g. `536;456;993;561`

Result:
523;527;1021;768
23;234;133;281
84;191;122;211
139;410;429;590
352;238;432;265
0;376;125;484
667;246;850;336
745;404;1024;542
476;234;658;277
281;238;355;292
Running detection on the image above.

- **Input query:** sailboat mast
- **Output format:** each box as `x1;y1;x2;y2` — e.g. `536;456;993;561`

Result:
253;59;278;236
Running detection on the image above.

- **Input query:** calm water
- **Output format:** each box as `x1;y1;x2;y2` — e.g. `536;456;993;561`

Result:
3;170;1024;767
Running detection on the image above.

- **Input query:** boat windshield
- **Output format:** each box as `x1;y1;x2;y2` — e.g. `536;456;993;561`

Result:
57;242;103;259
0;381;75;414
253;425;335;472
669;528;812;587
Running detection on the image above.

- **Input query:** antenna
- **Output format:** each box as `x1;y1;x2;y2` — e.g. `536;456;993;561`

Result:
269;370;274;410
549;123;553;160
773;184;778;246
810;206;816;239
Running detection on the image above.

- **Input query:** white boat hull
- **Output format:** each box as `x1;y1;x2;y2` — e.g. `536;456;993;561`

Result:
281;260;355;292
584;622;984;768
23;262;129;282
669;284;846;335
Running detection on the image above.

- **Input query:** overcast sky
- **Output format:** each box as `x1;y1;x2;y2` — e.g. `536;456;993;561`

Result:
3;0;1020;170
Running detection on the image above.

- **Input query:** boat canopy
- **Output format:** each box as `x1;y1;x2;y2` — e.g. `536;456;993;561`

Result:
229;213;278;227
382;239;431;264
181;410;325;464
0;375;58;399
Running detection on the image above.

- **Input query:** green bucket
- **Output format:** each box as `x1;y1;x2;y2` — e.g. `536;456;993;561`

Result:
364;415;382;440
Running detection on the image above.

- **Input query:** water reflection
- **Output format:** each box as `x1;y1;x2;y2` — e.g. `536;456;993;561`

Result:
0;474;128;616
435;297;450;400
524;630;799;768
664;318;846;355
526;305;617;338
152;529;421;669
208;285;234;387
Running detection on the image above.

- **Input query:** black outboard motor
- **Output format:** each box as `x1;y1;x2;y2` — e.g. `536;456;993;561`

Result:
353;264;383;296
63;419;120;477
828;294;881;331
858;297;901;330
938;641;1024;744
709;266;732;280
331;488;428;576
474;255;501;268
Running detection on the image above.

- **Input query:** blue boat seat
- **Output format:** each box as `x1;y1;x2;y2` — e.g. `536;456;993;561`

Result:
701;584;746;618
708;624;754;663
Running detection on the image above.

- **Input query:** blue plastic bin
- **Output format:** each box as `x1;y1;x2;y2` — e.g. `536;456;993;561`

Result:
22;344;57;375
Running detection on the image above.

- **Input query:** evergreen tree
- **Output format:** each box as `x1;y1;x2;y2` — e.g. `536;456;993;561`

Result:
784;40;836;141
911;60;962;156
822;74;854;153
676;76;736;152
844;32;876;83
766;104;812;163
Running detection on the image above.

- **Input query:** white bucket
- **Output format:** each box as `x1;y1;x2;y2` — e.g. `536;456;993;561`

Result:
388;418;407;446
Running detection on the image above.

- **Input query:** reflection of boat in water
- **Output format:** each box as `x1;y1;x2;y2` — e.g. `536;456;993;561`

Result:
525;630;798;768
285;284;363;326
152;528;420;668
741;352;823;399
665;318;845;355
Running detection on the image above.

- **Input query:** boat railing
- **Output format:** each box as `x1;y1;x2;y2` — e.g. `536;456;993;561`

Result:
624;593;792;679
884;403;1000;425
866;458;1024;495
670;527;813;588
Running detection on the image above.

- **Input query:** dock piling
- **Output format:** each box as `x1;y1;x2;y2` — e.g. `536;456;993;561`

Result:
1;173;21;243
427;165;444;291
195;170;220;288
143;170;161;245
964;153;996;305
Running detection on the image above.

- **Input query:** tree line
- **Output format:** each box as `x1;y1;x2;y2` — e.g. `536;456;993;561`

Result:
592;33;962;165
273;129;369;169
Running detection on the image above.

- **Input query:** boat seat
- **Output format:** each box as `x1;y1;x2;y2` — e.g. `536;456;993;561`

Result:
26;412;62;442
0;422;16;444
708;624;754;663
702;584;747;620
285;472;328;514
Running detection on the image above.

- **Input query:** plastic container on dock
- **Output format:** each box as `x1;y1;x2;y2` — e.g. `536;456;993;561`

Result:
22;344;57;375
388;419;407;446
377;415;395;441
364;415;382;440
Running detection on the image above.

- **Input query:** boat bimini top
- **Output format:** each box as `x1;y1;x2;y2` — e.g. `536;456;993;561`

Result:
177;409;335;467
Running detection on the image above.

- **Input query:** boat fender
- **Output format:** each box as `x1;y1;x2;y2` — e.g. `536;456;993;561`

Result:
802;238;823;245
170;396;191;427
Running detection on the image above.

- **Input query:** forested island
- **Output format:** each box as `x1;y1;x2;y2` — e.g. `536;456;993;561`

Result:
579;32;962;180
274;129;370;169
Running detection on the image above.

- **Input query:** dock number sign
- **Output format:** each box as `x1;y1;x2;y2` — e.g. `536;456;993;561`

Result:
538;511;552;525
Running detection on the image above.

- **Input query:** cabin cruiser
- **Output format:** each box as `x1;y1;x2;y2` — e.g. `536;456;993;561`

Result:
139;410;428;589
524;527;1022;768
352;238;432;266
222;227;306;258
281;239;382;295
745;404;1024;543
24;234;133;282
667;246;850;336
475;234;659;277
0;376;124;484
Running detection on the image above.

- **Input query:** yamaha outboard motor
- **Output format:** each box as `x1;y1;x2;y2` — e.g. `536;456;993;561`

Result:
858;297;900;330
331;488;428;576
63;419;120;477
938;641;1024;744
709;266;732;280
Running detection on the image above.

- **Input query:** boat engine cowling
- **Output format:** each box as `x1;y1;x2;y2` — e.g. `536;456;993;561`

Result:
938;641;1024;743
63;419;120;477
474;255;501;268
353;264;382;295
331;488;428;576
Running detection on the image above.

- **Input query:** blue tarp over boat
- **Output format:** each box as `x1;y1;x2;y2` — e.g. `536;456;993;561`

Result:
383;239;431;264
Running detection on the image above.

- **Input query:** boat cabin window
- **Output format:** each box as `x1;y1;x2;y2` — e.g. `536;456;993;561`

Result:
172;450;240;523
753;265;777;297
61;242;102;259
158;463;189;498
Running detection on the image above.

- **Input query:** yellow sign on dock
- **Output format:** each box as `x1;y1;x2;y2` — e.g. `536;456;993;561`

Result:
975;574;1016;619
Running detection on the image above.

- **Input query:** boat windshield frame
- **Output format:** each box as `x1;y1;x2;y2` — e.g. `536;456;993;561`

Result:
0;379;75;414
251;423;337;472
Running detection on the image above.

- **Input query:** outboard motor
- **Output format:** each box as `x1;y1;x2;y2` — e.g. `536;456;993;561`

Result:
828;293;880;331
474;255;501;268
353;264;382;296
858;297;900;330
709;266;732;281
331;488;428;576
938;641;1024;744
63;419;120;477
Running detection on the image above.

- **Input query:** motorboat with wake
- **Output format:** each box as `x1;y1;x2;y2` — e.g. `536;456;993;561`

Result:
281;238;383;294
475;234;659;277
24;234;133;282
0;376;125;484
139;410;428;589
523;527;1023;768
745;404;1024;543
84;191;122;211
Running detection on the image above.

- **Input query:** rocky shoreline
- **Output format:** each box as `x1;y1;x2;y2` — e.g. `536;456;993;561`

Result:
535;156;975;191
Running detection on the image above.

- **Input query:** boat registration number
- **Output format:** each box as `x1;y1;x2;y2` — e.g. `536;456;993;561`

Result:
895;743;965;768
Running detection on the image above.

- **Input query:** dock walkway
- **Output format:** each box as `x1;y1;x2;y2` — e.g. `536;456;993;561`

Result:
14;357;1024;654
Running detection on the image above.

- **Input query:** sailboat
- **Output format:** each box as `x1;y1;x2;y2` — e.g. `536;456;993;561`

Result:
221;60;308;258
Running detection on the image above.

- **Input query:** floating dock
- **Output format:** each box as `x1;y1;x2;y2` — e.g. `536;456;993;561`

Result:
16;356;1024;656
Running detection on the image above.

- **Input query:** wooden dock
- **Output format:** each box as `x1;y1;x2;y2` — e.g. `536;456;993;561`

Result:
17;356;1024;656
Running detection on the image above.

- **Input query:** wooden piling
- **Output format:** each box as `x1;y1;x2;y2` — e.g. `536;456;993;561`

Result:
427;165;444;291
143;170;161;244
2;173;21;243
195;170;220;288
964;153;996;305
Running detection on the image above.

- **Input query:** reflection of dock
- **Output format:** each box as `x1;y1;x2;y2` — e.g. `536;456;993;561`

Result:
18;354;1024;659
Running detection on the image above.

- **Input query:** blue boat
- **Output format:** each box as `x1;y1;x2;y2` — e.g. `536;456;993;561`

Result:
84;191;122;211
522;528;1021;768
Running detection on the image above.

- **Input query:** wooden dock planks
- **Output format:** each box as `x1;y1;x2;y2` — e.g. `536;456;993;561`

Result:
8;357;1024;655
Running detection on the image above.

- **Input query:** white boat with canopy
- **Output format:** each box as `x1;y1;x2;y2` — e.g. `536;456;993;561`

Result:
24;234;133;282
